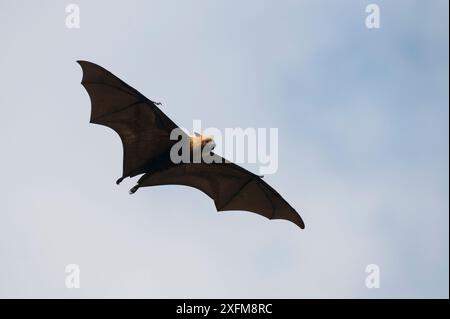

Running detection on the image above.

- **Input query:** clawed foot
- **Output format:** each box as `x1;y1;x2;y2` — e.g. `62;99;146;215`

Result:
129;185;140;194
116;177;125;185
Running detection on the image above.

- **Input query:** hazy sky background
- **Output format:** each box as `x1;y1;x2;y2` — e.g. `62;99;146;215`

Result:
0;0;448;298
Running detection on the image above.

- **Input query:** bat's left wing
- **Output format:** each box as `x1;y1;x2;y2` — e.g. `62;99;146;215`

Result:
135;154;305;229
77;60;185;182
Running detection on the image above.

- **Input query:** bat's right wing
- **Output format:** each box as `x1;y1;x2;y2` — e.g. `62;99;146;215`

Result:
135;154;305;229
77;60;184;181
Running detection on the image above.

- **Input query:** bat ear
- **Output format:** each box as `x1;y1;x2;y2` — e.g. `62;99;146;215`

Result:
194;132;201;137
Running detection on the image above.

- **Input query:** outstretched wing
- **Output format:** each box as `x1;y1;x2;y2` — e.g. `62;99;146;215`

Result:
136;154;304;228
77;60;183;179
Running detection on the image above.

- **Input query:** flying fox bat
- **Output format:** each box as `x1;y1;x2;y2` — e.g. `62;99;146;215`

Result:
77;60;305;229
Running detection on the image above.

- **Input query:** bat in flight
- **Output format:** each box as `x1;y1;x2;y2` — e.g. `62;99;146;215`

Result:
77;61;305;229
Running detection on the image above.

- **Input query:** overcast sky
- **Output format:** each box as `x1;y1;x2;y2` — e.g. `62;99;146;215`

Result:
0;0;448;298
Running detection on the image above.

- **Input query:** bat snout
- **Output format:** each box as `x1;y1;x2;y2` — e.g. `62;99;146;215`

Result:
206;139;216;149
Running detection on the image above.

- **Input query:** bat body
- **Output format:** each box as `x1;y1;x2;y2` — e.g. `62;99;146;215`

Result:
78;60;305;229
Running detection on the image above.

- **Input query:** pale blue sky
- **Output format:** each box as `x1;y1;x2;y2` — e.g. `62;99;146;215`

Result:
0;0;448;298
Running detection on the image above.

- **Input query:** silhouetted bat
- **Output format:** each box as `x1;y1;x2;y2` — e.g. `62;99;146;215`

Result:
77;61;305;229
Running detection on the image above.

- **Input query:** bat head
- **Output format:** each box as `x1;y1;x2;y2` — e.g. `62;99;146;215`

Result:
190;133;216;151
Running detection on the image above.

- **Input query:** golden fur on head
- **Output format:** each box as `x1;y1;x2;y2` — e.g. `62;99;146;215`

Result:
189;134;215;150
